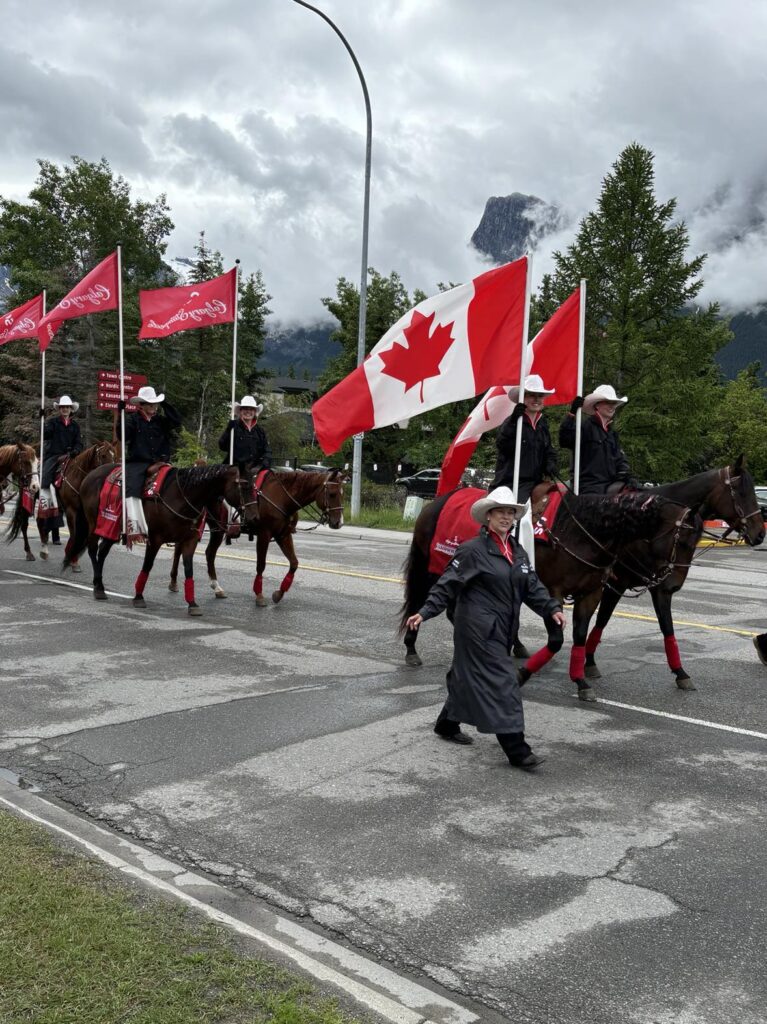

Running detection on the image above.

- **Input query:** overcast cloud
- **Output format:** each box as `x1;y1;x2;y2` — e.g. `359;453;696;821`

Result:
2;0;767;322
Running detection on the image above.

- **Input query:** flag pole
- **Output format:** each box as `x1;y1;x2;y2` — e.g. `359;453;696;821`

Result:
39;290;47;476
573;278;586;495
116;244;127;541
229;260;241;465
511;252;533;501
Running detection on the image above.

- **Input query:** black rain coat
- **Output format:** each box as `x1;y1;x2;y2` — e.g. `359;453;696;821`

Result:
559;412;631;495
418;528;561;733
118;402;182;497
218;419;272;469
42;416;83;488
492;410;558;502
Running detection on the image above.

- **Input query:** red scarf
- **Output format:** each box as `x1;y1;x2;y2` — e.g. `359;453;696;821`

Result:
489;529;514;564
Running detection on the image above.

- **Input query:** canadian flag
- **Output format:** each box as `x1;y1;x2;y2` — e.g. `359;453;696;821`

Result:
138;268;237;339
38;252;119;352
437;287;581;495
312;258;528;454
0;293;44;346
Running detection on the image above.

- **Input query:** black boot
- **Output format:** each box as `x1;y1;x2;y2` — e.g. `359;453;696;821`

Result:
496;732;544;770
434;705;473;745
754;633;767;666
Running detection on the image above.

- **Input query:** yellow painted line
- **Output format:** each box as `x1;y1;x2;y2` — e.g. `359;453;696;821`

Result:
610;610;757;637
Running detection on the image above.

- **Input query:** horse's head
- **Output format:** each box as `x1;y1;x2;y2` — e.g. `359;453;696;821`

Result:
231;466;260;529
317;469;347;529
14;443;39;494
94;440;118;467
717;456;765;547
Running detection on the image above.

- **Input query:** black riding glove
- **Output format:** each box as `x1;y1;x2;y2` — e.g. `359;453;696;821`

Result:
510;403;525;423
39;407;46;418
117;399;127;412
570;396;584;415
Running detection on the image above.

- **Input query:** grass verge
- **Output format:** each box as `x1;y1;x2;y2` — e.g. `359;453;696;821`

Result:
343;505;414;531
0;810;364;1024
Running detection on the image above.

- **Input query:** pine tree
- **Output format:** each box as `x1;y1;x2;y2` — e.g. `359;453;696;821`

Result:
552;143;730;479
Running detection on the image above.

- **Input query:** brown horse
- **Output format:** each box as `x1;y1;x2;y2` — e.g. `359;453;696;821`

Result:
168;469;347;605
401;486;695;700
65;464;259;615
6;442;117;567
0;443;40;559
583;459;764;689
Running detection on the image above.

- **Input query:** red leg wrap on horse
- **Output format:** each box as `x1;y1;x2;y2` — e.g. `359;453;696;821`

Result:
525;645;556;675
135;570;149;596
664;635;682;671
585;627;603;655
184;578;195;604
253;576;263;595
280;571;295;594
570;646;586;680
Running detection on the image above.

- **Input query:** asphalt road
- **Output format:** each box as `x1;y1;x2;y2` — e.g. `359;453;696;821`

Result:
2;517;766;1024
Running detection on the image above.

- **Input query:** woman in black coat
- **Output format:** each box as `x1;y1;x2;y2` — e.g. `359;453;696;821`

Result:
406;487;565;771
218;395;272;471
42;395;83;488
559;384;633;494
118;386;182;498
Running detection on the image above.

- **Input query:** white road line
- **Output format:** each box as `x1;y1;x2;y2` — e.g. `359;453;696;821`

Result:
3;569;132;600
580;696;767;740
0;792;473;1024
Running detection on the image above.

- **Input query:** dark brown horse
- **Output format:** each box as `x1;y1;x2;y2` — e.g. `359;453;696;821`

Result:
0;443;40;559
583;459;764;689
65;464;258;615
168;469;347;605
6;442;117;567
401;486;695;700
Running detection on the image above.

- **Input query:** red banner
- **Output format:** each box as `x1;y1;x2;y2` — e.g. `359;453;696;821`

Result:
0;293;44;346
38;252;119;352
138;268;237;339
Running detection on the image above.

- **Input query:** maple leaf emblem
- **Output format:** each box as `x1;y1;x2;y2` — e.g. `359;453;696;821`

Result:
378;310;455;402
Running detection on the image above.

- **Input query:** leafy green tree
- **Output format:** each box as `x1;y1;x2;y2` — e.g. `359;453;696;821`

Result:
551;143;730;479
707;365;767;480
0;156;174;442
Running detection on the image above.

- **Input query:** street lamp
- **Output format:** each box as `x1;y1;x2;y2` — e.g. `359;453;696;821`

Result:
290;0;371;518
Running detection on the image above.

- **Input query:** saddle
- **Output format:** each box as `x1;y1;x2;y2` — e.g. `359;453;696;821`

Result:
53;454;71;490
143;463;173;499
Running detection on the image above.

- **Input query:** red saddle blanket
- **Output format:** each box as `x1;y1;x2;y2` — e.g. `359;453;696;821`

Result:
94;465;174;541
428;487;484;575
251;467;271;497
532;486;565;544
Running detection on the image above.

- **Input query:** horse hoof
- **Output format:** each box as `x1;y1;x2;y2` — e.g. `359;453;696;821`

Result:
676;677;696;691
40;551;48;560
272;590;284;604
577;686;597;702
188;604;203;617
214;590;227;599
25;552;35;561
132;596;147;609
255;595;268;608
584;664;602;679
168;581;178;593
405;652;423;667
71;563;82;574
94;590;108;601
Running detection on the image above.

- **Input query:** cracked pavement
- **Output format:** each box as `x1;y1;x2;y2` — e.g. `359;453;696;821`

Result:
2;527;767;1023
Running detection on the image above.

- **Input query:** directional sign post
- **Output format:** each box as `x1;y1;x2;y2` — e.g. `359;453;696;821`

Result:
96;370;147;412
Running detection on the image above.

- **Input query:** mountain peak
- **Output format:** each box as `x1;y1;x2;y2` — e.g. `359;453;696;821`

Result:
471;193;563;263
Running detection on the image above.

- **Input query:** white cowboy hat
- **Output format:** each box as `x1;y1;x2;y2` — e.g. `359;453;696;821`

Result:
54;395;79;413
234;395;264;415
135;386;165;405
583;384;628;414
507;373;556;403
471;485;526;524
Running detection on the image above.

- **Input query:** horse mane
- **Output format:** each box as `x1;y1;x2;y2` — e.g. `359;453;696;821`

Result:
175;464;233;487
0;443;35;471
559;491;668;542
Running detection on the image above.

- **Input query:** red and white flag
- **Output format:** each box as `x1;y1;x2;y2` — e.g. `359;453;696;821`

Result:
138;268;237;339
436;287;581;495
312;258;528;455
0;293;44;346
38;252;119;352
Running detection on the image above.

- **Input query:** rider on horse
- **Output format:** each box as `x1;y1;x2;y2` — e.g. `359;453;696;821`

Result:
491;374;559;502
218;395;272;473
559;384;635;494
118;385;181;537
42;395;83;539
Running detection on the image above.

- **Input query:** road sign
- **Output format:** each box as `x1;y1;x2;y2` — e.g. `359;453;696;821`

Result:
96;369;147;412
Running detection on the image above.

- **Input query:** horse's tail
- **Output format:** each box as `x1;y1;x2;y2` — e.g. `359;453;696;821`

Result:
5;496;28;543
398;492;453;635
65;504;90;564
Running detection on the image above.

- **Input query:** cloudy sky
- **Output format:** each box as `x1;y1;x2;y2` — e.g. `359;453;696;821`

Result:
3;0;767;324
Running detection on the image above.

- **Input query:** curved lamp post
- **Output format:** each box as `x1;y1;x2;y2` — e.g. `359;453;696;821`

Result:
290;0;371;517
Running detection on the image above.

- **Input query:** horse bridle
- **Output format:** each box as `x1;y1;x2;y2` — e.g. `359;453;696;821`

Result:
241;472;345;529
720;465;761;533
61;443;117;496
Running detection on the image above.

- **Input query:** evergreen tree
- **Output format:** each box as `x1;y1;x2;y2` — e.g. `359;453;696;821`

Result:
707;365;767;480
552;143;730;479
0;157;174;442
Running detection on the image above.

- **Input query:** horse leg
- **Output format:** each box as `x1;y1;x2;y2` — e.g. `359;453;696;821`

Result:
92;538;115;600
404;627;423;667
584;584;626;680
271;530;298;604
650;586;694;690
133;543;159;609
519;614;565;684
253;531;269;607
63;505;81;572
570;590;604;702
21;511;34;561
181;538;202;616
169;542;181;593
38;520;49;560
206;530;226;597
